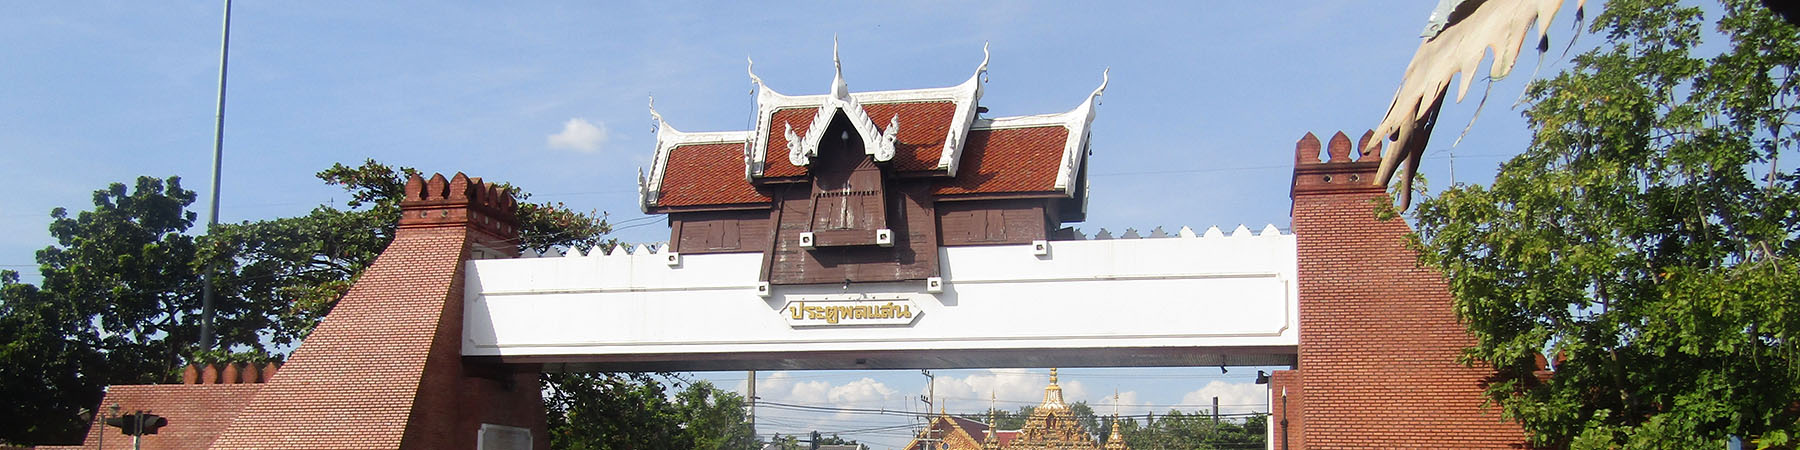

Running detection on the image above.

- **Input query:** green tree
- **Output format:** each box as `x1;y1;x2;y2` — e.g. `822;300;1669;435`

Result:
0;161;621;445
544;374;756;450
759;434;802;450
674;380;757;449
201;160;615;344
0;270;106;444
0;177;246;444
1410;0;1800;447
1115;411;1266;450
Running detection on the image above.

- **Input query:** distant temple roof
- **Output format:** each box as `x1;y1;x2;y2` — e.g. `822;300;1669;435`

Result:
903;369;1128;450
639;43;1106;212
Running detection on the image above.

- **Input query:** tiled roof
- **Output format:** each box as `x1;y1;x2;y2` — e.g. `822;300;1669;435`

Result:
988;429;1021;446
39;384;264;450
658;142;770;207
762;101;959;177
640;52;1105;211
655;123;1073;207
933;125;1070;196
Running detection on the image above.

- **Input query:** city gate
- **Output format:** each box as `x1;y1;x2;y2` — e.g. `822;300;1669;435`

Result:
76;48;1529;450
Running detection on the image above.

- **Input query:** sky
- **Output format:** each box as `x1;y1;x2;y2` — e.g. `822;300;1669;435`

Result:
0;1;1583;447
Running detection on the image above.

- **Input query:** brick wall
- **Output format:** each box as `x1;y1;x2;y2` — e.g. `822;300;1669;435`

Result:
1269;370;1304;450
1289;132;1524;448
210;173;546;450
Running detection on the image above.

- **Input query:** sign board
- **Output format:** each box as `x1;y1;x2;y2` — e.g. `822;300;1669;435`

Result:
781;293;922;327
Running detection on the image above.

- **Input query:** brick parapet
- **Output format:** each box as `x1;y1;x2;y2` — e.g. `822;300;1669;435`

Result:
181;362;279;384
400;172;521;256
1291;131;1384;200
1289;131;1526;448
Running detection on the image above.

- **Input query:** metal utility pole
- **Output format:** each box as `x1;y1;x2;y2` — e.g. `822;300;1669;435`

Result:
1212;396;1220;424
199;0;232;350
133;411;143;450
747;369;757;439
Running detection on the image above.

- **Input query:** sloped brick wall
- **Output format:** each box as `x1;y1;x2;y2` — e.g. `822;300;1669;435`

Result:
1289;132;1524;448
211;173;545;450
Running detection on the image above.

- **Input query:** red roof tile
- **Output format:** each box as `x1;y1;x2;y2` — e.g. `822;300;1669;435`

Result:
761;101;958;177
933;125;1070;196
40;384;264;450
659;142;771;207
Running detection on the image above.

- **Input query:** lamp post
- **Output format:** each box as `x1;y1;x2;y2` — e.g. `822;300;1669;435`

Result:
99;403;119;450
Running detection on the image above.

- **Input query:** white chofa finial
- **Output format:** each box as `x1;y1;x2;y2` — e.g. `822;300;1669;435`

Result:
1094;68;1110;101
978;41;990;81
648;95;665;130
746;57;763;89
830;36;849;100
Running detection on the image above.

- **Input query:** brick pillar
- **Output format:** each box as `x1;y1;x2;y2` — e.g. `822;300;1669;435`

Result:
1269;370;1304;450
1288;132;1525;448
212;173;547;450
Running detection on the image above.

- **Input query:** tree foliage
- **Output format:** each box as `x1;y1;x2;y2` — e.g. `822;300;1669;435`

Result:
967;405;1264;449
1110;411;1265;450
1411;0;1800;447
544;374;756;450
0;177;230;444
0;161;626;445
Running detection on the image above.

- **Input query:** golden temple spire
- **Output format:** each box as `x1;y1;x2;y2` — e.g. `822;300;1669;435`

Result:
1105;389;1130;449
1104;418;1129;450
1039;368;1068;410
983;392;1001;449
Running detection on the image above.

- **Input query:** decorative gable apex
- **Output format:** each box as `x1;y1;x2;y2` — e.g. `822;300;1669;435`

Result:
747;42;989;179
784;40;901;167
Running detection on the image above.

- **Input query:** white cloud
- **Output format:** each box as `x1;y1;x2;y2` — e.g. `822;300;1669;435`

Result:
1178;381;1268;415
744;372;901;406
546;117;609;152
932;369;1052;412
829;377;900;405
735;372;910;438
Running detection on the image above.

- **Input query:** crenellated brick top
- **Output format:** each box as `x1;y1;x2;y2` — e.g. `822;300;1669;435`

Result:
1291;130;1385;198
399;172;520;243
181;362;280;384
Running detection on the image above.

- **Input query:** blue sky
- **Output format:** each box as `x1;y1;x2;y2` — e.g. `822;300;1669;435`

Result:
1;1;1577;447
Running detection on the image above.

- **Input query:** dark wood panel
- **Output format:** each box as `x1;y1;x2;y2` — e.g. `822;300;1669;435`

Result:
767;182;938;285
936;199;1050;246
669;210;772;254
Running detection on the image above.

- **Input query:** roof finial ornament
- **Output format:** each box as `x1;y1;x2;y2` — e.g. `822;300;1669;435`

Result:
830;36;849;101
978;41;991;83
1093;68;1109;105
746;57;764;90
648;94;665;133
1049;368;1058;385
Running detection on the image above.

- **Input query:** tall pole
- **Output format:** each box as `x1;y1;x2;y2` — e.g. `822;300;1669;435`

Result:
133;410;144;450
747;369;756;440
920;370;934;413
199;0;232;350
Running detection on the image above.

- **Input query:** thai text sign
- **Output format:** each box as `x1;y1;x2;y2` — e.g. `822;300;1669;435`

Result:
782;293;922;327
